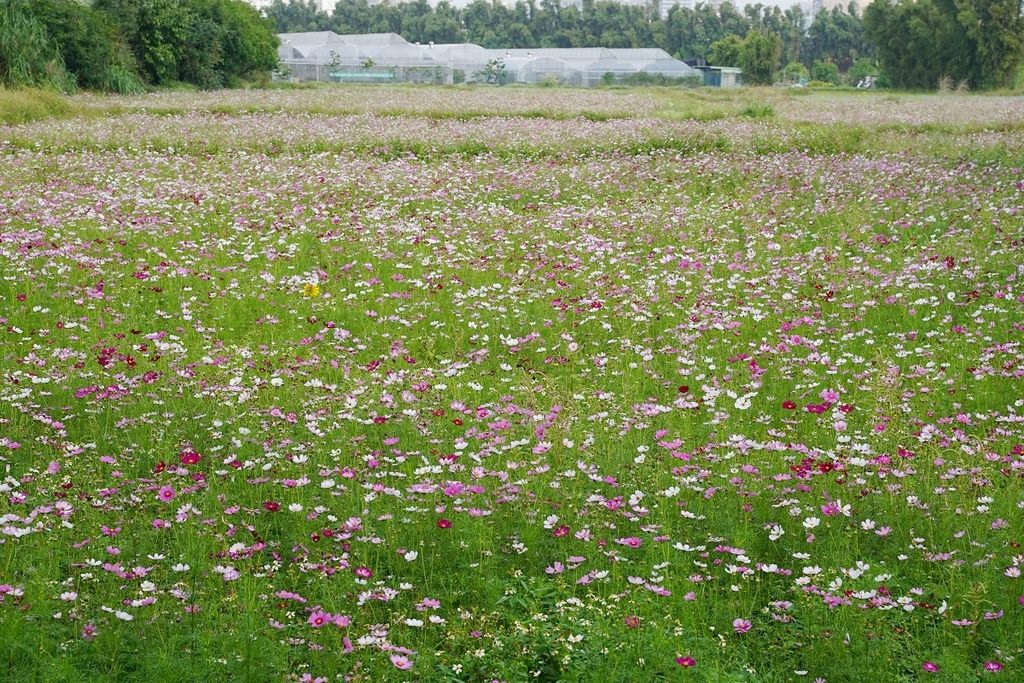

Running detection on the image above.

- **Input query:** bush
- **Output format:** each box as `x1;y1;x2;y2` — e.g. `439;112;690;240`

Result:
95;0;278;89
739;102;775;118
25;0;143;93
811;60;840;85
781;61;808;83
0;2;75;91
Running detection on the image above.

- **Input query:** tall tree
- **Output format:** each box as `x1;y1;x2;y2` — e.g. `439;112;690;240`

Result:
739;27;780;83
864;0;1021;88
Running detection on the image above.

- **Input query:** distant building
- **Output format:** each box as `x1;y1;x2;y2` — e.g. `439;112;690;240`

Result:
694;65;741;87
658;0;695;19
804;0;856;16
245;0;333;12
277;31;704;87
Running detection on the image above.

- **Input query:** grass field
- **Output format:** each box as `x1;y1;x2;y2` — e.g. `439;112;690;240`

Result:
1;85;1023;682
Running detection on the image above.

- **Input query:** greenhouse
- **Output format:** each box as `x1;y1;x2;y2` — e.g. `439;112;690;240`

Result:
276;31;709;86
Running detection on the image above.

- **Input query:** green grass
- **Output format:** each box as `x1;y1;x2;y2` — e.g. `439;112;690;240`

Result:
0;86;71;124
0;87;1022;682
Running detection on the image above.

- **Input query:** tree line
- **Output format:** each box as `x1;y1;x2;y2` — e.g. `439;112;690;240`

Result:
269;0;1022;88
1;0;1020;91
0;0;278;92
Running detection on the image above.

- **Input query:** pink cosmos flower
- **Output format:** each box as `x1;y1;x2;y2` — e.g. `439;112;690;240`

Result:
390;655;413;670
732;618;752;634
676;656;696;667
922;661;940;673
158;486;176;502
983;661;1003;672
308;610;332;628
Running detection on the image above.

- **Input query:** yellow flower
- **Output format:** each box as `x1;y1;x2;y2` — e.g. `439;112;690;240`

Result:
302;283;321;298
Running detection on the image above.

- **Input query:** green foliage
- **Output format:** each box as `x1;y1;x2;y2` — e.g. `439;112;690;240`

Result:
782;60;808;82
95;0;279;88
0;0;275;92
738;101;774;117
846;56;878;85
474;57;510;85
709;33;744;66
20;0;143;93
740;28;781;84
864;0;1024;90
618;72;703;86
811;59;840;84
0;1;75;91
805;6;869;72
0;87;72;123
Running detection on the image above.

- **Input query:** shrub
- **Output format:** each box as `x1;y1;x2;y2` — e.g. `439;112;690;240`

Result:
0;2;75;91
739;102;775;118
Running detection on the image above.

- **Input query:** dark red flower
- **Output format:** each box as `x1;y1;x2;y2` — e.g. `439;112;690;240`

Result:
178;448;201;466
263;501;280;512
436;518;452;529
782;400;797;410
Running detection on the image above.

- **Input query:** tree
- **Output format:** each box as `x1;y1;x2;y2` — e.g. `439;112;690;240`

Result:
781;60;808;82
810;59;839;83
95;0;277;88
708;34;743;65
739;28;780;83
864;0;1023;89
6;0;142;92
475;57;508;83
805;7;867;72
94;0;191;84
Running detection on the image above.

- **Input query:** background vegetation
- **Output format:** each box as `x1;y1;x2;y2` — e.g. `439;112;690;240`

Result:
0;0;278;93
268;0;1023;89
1;0;1023;93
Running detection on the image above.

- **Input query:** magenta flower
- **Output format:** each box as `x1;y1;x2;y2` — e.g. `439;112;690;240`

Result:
922;661;940;673
81;623;97;640
732;618;752;634
676;656;696;667
984;661;1003;673
307;610;332;628
157;485;176;502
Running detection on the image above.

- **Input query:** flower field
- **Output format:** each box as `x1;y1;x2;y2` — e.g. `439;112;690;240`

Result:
1;87;1023;682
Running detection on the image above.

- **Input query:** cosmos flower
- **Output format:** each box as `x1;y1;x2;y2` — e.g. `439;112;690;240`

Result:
390;655;413;670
